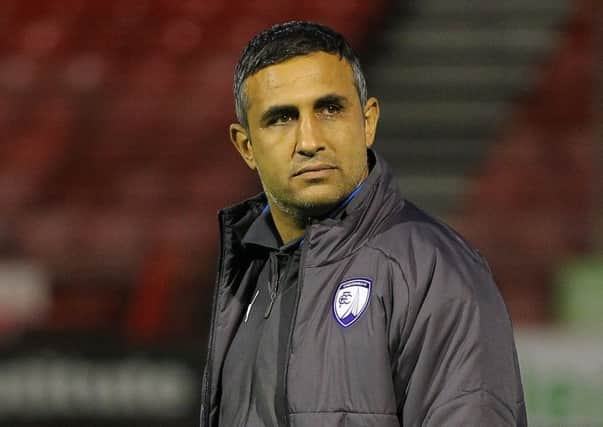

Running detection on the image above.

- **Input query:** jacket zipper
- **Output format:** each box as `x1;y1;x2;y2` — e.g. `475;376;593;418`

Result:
264;253;279;318
277;231;309;427
200;215;226;427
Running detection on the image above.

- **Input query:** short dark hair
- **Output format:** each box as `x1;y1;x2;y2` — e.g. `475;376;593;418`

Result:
233;21;368;128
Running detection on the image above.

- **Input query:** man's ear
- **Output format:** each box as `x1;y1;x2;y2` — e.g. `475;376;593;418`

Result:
229;123;256;170
363;97;380;148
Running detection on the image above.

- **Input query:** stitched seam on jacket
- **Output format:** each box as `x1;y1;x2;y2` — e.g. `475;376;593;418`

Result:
422;388;516;426
289;410;397;416
365;243;410;335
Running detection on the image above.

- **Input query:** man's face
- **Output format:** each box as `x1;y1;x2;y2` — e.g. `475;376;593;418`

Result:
231;51;379;218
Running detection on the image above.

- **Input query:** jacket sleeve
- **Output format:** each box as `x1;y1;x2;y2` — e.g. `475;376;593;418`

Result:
388;228;527;427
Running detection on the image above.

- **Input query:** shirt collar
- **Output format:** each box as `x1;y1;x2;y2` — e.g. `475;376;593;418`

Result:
241;206;283;251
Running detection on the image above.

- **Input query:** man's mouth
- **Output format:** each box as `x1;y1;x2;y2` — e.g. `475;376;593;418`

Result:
292;163;337;177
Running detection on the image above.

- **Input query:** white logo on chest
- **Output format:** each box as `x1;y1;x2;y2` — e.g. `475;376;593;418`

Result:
332;278;372;328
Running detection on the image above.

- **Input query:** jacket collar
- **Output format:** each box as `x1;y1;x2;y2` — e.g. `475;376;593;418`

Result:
240;159;371;252
301;149;404;266
219;149;404;265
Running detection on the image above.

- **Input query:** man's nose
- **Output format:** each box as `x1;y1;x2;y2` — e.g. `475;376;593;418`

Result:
295;114;324;156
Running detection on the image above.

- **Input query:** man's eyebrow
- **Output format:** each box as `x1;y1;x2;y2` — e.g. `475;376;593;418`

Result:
260;105;298;125
314;94;348;109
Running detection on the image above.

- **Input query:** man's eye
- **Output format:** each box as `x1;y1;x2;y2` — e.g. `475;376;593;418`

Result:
269;113;294;125
277;113;292;123
322;104;342;115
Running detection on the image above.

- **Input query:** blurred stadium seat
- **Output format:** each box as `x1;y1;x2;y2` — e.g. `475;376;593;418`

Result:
457;0;598;324
0;0;389;347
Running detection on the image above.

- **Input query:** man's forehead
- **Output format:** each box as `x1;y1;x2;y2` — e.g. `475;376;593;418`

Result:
245;52;356;108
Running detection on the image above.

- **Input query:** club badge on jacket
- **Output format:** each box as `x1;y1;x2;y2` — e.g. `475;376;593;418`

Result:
332;278;372;328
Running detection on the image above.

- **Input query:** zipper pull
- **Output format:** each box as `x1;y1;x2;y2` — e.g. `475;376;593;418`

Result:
264;292;276;318
264;254;279;318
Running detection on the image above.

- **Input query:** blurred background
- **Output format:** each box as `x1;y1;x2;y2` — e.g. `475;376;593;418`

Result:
0;0;600;426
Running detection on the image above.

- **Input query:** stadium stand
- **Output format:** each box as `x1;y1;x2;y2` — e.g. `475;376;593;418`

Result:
0;0;598;340
369;0;571;216
368;0;599;324
0;0;388;345
456;0;599;324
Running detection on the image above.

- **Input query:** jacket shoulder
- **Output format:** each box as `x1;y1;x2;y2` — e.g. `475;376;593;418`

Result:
370;200;484;262
366;200;494;300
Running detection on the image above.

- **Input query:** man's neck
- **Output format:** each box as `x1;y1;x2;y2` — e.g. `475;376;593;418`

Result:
269;203;307;245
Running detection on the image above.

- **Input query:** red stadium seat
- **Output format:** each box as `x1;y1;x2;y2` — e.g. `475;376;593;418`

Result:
1;0;390;341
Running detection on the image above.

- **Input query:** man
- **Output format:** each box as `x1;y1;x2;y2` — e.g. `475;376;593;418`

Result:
200;21;527;427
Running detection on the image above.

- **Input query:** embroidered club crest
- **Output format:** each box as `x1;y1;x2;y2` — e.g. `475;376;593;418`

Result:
332;278;372;328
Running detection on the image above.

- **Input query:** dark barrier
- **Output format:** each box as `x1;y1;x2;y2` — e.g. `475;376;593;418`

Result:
0;347;202;427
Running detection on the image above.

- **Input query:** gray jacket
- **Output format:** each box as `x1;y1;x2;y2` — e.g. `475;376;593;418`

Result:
200;151;527;427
